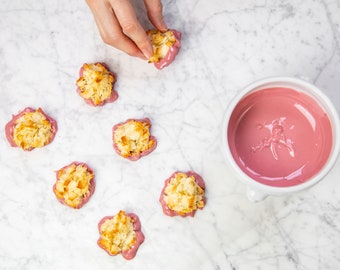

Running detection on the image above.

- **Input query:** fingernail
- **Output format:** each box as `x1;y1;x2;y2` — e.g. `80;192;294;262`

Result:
160;19;168;31
136;51;147;60
143;49;153;60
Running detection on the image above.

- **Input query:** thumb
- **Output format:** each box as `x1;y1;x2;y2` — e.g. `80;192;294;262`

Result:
144;0;167;31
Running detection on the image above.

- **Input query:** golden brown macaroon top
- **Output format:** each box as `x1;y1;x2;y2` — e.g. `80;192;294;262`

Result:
13;109;54;150
163;172;205;215
113;120;155;158
76;63;115;105
98;210;137;255
147;30;176;63
54;163;94;208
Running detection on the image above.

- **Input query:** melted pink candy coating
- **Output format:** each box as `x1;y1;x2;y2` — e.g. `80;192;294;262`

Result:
52;162;95;209
112;118;157;161
159;171;206;217
154;30;182;70
97;213;145;260
5;107;58;151
227;87;333;187
76;62;118;106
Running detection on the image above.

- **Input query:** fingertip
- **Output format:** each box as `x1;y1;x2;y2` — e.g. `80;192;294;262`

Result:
159;19;168;32
137;52;148;60
152;17;168;32
126;47;149;60
144;0;167;31
140;37;154;59
135;49;149;60
142;49;153;60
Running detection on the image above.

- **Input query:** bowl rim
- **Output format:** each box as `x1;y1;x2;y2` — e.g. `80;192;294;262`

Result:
222;76;340;195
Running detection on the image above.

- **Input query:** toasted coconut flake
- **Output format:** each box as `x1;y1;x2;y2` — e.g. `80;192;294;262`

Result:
113;118;157;160
5;107;57;151
76;63;118;106
147;29;177;63
97;211;144;259
160;171;206;217
98;211;137;255
53;162;95;209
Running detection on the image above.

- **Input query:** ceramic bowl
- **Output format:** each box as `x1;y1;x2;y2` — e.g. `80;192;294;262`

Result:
222;77;340;202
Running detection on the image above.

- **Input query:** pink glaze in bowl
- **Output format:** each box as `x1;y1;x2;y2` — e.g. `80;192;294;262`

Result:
222;77;340;201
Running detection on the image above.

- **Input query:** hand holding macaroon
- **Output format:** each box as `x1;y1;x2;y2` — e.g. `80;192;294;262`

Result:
85;0;167;59
85;0;181;69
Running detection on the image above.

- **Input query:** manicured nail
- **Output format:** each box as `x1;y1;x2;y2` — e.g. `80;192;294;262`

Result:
136;51;147;60
159;18;168;32
143;49;153;60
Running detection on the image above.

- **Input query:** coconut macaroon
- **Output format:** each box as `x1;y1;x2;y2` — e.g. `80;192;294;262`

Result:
97;210;145;260
160;171;206;217
76;62;118;106
5;107;58;151
112;118;157;161
147;29;182;69
53;162;95;209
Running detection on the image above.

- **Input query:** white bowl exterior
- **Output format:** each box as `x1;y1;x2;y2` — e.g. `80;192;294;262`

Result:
222;77;340;198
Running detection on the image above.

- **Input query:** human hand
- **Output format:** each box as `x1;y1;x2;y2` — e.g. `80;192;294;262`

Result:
86;0;168;59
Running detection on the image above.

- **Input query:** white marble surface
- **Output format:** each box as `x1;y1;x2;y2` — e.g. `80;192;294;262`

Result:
0;0;340;269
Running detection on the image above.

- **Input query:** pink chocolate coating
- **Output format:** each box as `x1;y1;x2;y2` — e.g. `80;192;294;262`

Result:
154;30;182;70
227;87;333;187
97;212;145;260
5;107;58;151
112;118;157;161
76;62;118;106
159;171;206;217
52;161;95;209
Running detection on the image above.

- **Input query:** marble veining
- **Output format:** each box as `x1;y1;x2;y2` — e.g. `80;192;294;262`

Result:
0;0;339;269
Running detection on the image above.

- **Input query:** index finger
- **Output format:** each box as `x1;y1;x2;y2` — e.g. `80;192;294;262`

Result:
109;0;153;59
86;0;145;59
